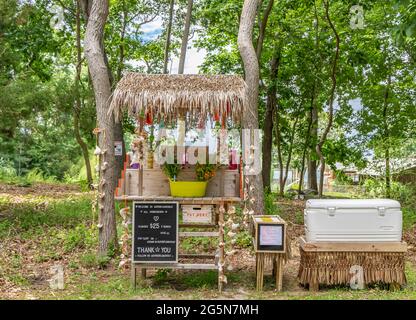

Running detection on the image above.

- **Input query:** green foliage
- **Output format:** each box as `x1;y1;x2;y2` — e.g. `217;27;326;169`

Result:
403;208;416;232
153;269;171;284
333;170;354;186
195;163;217;181
80;253;111;269
264;191;279;215
235;230;252;248
64;224;97;252
361;179;416;205
0;195;93;238
162;163;181;180
64;149;98;187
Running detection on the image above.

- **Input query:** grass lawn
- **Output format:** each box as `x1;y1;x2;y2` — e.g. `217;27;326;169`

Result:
1;183;415;300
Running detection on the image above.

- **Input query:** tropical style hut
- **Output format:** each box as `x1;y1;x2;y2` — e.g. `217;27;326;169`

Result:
110;73;250;291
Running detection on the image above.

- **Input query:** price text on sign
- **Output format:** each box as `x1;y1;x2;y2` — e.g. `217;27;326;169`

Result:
132;202;178;263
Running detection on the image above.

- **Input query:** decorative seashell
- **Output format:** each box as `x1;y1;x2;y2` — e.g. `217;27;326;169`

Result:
249;210;255;215
231;223;239;230
228;206;236;214
227;265;234;271
227;231;236;238
250;197;256;204
231;239;237;245
250;185;255;191
101;162;109;171
94;146;102;155
220;275;228;284
226;250;237;256
97;223;103;228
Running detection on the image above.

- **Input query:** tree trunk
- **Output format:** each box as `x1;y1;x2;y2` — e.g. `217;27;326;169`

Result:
84;0;117;256
178;0;193;74
275;103;284;196
256;0;274;60
238;0;265;213
112;2;128;182
316;0;340;197
262;50;280;191
298;97;314;194
308;104;319;192
281;115;299;192
383;74;392;198
163;0;175;74
307;1;322;193
74;0;93;189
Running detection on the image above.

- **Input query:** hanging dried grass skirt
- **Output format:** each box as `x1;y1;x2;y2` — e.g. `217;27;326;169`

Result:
298;248;407;287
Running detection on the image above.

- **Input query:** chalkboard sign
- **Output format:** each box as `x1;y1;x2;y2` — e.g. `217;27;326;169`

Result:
132;202;178;263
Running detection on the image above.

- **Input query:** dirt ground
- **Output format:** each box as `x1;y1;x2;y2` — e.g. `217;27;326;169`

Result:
0;183;415;300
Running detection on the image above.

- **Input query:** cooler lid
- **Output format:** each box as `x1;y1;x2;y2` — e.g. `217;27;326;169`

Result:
305;199;401;209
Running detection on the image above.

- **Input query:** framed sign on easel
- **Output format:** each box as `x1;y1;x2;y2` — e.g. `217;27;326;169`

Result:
252;215;287;291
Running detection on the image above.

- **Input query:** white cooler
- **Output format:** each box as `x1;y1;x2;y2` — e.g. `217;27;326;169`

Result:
304;199;402;242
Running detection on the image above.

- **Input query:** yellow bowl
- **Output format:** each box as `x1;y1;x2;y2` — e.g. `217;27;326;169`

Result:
169;180;208;197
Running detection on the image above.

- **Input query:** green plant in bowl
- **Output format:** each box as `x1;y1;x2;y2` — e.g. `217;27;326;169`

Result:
162;163;181;180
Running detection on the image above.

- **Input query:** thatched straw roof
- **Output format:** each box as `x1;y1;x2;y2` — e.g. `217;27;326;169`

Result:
110;73;247;124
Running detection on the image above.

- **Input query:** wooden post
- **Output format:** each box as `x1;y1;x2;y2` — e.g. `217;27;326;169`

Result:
218;202;225;292
275;254;283;291
138;167;143;196
131;265;137;290
256;253;264;291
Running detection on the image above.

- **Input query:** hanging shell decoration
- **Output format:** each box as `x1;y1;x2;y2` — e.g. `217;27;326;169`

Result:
118;206;131;269
94;146;102;155
231;223;240;230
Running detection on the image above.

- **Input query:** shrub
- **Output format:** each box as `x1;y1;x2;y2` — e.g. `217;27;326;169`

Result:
264;191;279;215
80;253;110;269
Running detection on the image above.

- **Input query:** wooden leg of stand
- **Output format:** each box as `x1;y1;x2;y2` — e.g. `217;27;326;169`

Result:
218;203;225;293
131;265;137;290
275;255;283;291
141;268;146;279
309;281;319;291
256;253;264;291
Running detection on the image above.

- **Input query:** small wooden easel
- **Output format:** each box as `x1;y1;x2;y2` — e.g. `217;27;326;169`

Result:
252;215;288;291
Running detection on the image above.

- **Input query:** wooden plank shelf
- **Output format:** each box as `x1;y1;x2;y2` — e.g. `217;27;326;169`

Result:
179;231;219;237
115;195;241;204
179;223;217;229
134;263;217;270
300;237;408;252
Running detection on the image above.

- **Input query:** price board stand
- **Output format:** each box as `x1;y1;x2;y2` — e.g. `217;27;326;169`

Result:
252;215;288;291
129;197;236;292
